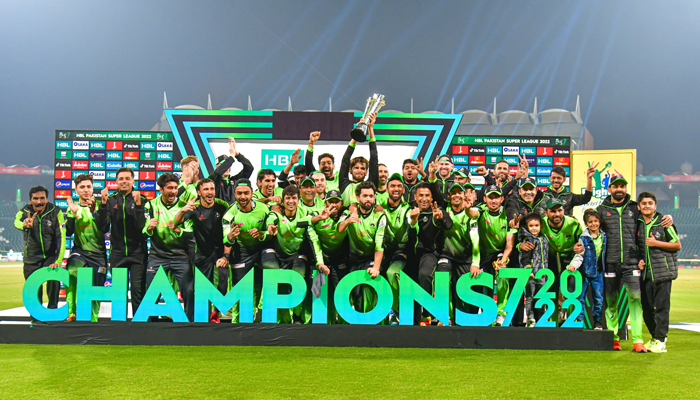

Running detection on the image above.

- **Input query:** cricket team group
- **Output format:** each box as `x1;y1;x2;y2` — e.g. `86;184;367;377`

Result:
15;114;679;353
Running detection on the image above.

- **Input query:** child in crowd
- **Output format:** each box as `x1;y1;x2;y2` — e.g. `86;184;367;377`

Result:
637;192;681;353
519;212;549;327
570;208;605;330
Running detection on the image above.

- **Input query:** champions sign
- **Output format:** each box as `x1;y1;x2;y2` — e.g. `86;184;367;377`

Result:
23;267;583;327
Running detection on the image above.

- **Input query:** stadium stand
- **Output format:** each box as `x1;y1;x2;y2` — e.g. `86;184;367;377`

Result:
657;206;700;260
0;200;22;252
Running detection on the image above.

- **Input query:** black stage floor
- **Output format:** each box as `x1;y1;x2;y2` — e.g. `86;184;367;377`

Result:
0;321;612;350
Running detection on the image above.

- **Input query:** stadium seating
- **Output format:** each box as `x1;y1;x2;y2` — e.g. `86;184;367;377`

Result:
657;206;700;259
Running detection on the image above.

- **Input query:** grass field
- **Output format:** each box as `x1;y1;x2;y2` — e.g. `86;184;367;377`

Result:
1;263;699;399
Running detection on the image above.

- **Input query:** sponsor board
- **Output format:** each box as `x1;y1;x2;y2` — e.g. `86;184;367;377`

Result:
106;161;123;170
140;142;156;150
72;161;89;170
73;151;89;160
56;141;71;149
72;141;89;150
157;152;173;161
156;142;173;151
90;141;106;150
107;141;123;150
89;161;106;169
89;151;106;160
139;181;156;190
89;170;106;180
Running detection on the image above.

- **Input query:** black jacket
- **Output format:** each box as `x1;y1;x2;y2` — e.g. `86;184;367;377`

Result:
504;190;550;227
95;191;148;258
637;212;679;282
597;194;639;266
543;186;592;216
14;203;66;265
208;154;254;205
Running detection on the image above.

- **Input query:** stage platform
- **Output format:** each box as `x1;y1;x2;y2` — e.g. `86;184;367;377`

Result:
0;319;613;350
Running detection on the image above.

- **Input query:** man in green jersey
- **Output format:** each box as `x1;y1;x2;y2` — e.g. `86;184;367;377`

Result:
15;185;66;311
339;113;379;207
380;173;412;324
143;173;195;322
222;179;269;323
65;174;106;322
310;189;349;323
298;177;325;215
375;163;390;208
175;178;231;323
178;155;200;206
261;185;327;323
305;130;340;192
475;185;516;326
338;181;387;314
311;170;327;199
253;169;284;206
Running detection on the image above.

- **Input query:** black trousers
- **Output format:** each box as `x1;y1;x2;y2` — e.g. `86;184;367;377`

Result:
146;256;194;322
416;251;449;319
110;253;147;316
641;277;672;341
24;258;59;309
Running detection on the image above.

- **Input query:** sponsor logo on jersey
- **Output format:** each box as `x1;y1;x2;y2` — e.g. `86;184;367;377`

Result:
157;142;173;151
89;170;106;180
55;180;72;189
72;160;89;170
72;141;89;150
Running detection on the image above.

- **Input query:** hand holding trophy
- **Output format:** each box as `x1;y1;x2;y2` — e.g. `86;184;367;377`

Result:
350;93;386;142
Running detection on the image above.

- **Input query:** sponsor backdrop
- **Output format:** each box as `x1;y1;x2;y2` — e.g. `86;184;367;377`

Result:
448;136;571;188
54;130;180;256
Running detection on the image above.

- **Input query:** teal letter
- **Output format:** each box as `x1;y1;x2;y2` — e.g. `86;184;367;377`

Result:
498;268;531;327
560;269;584;328
455;272;498;326
261;269;306;323
76;267;127;321
534;268;556;328
398;270;449;325
335;270;392;325
22;267;69;322
132;268;188;323
194;268;254;323
311;271;328;324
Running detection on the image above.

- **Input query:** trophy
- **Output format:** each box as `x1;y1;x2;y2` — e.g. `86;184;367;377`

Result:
350;93;386;142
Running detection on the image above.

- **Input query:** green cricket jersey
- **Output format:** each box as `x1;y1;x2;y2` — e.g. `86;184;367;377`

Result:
477;204;516;257
265;208;324;265
442;207;480;265
312;209;349;256
383;200;411;251
347;210;387;263
177;181;198;207
542;215;582;270
143;196;192;259
299;197;325;215
376;190;389;209
222;200;270;252
253;187;284;206
341;181;361;207
66;205;105;256
325;175;339;192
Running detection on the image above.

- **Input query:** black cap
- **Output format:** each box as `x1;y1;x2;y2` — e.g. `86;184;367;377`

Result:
545;197;564;210
326;190;342;201
233;178;252;189
438;154;453;164
300;177;316;187
484;185;503;196
216;154;229;166
454;168;470;178
518;177;537;188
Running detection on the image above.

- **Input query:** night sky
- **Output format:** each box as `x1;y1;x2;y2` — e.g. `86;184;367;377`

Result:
2;0;699;174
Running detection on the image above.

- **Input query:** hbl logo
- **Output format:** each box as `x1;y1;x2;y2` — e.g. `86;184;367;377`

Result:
261;150;304;172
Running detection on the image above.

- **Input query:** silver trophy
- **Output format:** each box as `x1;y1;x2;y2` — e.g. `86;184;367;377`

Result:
350;93;386;142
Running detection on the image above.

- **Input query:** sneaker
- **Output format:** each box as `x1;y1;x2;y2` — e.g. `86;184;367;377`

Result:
613;340;622;351
526;318;536;328
66;315;76;322
644;338;656;349
593;321;603;330
419;317;431;326
632;343;649;353
494;315;505;327
436;321;445;326
649;339;667;353
209;310;220;324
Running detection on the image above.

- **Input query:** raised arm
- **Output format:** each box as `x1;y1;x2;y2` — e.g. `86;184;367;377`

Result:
305;131;321;173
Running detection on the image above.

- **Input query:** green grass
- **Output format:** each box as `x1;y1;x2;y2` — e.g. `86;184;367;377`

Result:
0;267;699;399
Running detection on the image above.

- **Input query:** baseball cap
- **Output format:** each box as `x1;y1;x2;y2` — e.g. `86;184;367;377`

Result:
462;182;476;191
449;183;465;192
545;197;564;210
438;154;453;164
518;177;537;188
454;168;471;179
326;190;342;201
233;178;252;189
388;172;404;183
300;177;315;187
484;184;502;196
216;154;229;166
610;174;628;185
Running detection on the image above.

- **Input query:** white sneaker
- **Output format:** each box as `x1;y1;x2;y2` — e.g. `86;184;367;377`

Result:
649;339;667;353
494;315;505;327
527;318;536;328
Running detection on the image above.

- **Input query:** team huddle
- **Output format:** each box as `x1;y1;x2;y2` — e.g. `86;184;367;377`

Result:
16;114;679;353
